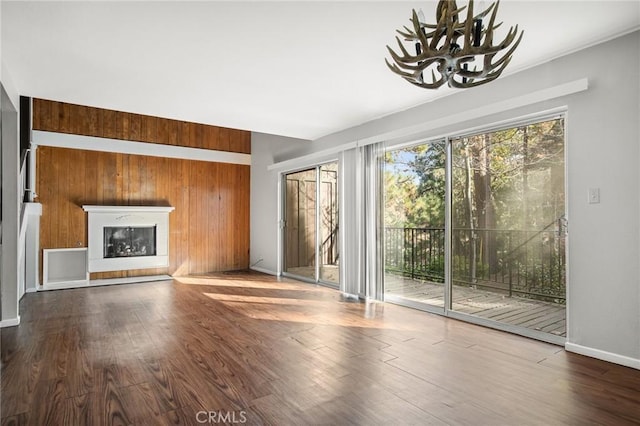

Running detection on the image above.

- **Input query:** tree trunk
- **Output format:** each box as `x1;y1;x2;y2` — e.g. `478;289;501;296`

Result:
470;134;497;279
464;143;477;283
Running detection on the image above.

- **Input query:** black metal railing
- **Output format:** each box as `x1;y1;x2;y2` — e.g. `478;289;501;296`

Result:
384;225;566;303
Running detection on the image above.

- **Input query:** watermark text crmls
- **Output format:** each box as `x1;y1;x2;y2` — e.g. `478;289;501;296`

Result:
196;410;248;424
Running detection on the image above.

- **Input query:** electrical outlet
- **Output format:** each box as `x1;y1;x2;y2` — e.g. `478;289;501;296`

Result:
588;187;600;204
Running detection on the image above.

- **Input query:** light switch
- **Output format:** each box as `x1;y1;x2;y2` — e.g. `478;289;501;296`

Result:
588;187;600;204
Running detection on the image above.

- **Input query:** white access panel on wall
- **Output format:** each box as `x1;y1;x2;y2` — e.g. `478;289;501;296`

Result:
43;248;89;288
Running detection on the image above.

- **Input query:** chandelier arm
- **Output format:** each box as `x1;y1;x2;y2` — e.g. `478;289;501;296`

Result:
387;42;448;66
481;0;501;48
481;27;522;70
391;56;441;72
411;9;437;55
473;2;496;21
411;69;447;89
443;3;465;51
428;11;447;50
478;49;513;79
385;60;418;79
463;0;476;52
429;68;441;86
476;60;511;83
450;59;507;88
411;79;447;89
497;25;522;50
458;25;518;57
397;28;415;39
389;36;415;61
488;31;523;69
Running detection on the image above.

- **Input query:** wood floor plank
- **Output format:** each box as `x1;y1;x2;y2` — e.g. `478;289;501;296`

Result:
2;272;639;425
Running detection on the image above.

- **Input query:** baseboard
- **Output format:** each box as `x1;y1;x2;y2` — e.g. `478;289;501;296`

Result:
341;292;361;301
565;342;640;370
0;316;21;328
40;274;172;291
250;266;277;276
25;287;38;293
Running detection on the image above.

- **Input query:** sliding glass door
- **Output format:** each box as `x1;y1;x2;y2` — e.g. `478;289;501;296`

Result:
382;116;566;341
283;162;339;286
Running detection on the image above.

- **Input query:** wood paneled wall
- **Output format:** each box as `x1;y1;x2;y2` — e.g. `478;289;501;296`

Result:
33;98;251;153
34;99;250;280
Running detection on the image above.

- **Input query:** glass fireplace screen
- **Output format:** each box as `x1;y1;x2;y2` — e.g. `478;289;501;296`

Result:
104;226;157;258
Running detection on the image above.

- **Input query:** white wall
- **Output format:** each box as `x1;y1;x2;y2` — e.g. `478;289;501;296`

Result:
1;63;20;115
252;31;640;367
250;132;311;275
1;83;20;327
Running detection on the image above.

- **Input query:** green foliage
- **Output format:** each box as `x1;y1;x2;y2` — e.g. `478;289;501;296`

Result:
384;141;446;227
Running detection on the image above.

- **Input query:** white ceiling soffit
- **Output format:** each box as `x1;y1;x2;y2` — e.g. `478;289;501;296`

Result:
2;1;639;140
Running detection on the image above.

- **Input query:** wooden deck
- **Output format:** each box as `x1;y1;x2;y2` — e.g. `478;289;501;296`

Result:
385;275;566;337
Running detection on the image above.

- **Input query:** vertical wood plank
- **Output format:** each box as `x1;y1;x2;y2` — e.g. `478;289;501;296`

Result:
179;160;191;274
32;98;43;130
87;106;100;137
156;118;170;146
58;102;71;134
230;130;246;154
168;120;179;146
188;162;200;274
236;165;251;268
207;162;220;271
129;113;142;142
207;126;220;151
128;155;141;205
180;121;190;149
56;148;70;246
144;115;158;144
103;109;117;139
242;131;252;154
68;149;86;247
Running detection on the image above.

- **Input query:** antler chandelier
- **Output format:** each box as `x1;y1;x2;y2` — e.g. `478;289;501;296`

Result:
386;0;523;89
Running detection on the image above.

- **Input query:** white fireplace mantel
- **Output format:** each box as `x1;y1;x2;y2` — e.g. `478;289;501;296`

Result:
82;205;175;273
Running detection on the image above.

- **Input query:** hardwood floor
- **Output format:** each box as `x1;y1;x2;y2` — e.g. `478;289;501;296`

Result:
2;271;639;425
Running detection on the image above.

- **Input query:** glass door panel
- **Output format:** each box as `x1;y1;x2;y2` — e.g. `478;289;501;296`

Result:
451;118;566;337
283;162;340;286
383;141;446;310
319;162;339;284
284;168;317;280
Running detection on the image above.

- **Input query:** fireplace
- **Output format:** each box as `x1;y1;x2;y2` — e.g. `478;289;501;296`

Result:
83;205;174;272
104;226;157;258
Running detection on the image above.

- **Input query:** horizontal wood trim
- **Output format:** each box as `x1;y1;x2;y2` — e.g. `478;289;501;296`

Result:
37;146;250;281
33;130;251;165
32;98;251;154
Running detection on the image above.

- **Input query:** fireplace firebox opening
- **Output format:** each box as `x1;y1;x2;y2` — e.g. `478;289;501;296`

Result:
103;226;157;258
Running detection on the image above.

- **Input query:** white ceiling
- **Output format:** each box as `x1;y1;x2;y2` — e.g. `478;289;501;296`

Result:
2;1;639;140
